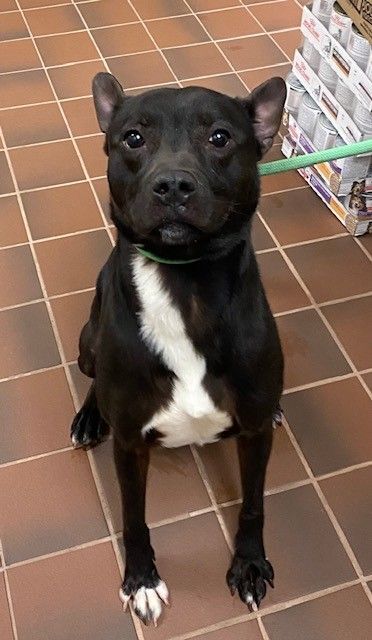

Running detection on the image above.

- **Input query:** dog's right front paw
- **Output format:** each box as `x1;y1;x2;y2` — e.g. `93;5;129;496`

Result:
70;406;109;448
119;572;169;627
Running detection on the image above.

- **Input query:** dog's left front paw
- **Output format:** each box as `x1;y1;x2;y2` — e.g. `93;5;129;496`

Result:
226;554;274;610
119;575;169;627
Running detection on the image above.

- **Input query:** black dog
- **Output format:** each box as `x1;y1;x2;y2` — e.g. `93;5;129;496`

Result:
71;72;286;626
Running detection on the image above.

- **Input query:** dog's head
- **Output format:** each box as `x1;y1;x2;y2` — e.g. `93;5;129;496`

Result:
92;72;286;258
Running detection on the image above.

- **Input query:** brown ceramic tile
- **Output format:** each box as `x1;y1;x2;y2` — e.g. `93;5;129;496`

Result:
264;585;372;640
0;245;42;307
199;425;306;504
35;230;111;296
10;140;84;190
249;0;302;32
0;69;54;108
79;0;137;28
222;485;355;607
220;35;286;71
321;467;372;574
94;440;211;532
1;103;68;147
19;0;69;7
358;233;372;258
260;145;305;194
0;196;27;247
272;29;302;60
164;43;229;80
23;183;103;239
92;23;154;57
276;309;351;389
36;32;98;67
252;216;275;251
76;135;106;178
194;623;262;640
0;39;40;73
49;60;106;99
91;177;111;224
0;302;60;378
259;187;344;244
240;62;291;90
199;8;262;39
0;11;28;41
0;153;15;195
257;250;310;313
69;361;91;406
286;237;372;303
51;290;94;361
61;96;99;136
108;51;175;89
283;378;372;475
0;575;13;640
138;514;241;638
147;15;209;48
322;296;372;371
0;450;108;563
0;0;17;10
0;369;74;463
363;372;372;392
182;73;247;96
131;0;190;20
8;543;138;640
190;0;240;9
25;5;84;36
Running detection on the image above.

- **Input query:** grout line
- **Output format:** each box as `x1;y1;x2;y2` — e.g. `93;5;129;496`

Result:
0;446;73;470
258;617;271;640
354;237;372;262
0;540;19;640
6;536;112;571
168;578;362;640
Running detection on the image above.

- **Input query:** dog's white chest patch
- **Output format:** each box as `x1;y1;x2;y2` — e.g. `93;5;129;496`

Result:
132;255;231;448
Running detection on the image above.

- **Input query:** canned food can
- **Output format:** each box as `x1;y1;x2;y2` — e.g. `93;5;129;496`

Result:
313;113;338;149
302;38;321;71
297;92;322;139
366;51;372;81
318;58;338;91
335;78;355;114
334;135;371;179
312;0;333;25
347;26;370;71
285;72;306;114
354;101;372;137
329;3;352;47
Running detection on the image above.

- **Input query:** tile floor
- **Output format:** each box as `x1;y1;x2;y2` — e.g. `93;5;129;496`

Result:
0;1;372;638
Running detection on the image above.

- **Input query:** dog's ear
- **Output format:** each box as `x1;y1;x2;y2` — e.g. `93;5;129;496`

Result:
92;72;125;133
242;77;287;157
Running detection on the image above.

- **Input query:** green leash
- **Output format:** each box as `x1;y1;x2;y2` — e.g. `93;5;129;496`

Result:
258;137;372;176
136;138;372;264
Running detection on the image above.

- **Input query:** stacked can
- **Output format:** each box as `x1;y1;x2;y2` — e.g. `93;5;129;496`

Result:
329;3;352;47
347;26;370;71
318;58;338;91
312;0;333;26
285;73;306;115
302;38;321;71
313;114;338;149
354;103;372;139
297;93;322;139
333;136;371;180
335;78;355;114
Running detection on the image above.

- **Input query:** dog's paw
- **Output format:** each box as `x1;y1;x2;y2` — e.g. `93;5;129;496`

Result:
273;405;284;428
226;555;274;610
70;406;109;448
119;577;169;627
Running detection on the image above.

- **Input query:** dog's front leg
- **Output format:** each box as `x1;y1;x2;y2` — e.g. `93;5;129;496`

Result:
227;421;274;610
114;438;169;626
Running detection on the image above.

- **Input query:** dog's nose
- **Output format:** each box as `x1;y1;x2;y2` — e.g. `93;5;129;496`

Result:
153;171;196;205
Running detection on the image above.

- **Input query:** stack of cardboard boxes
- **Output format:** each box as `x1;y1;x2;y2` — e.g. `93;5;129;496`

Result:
282;1;372;235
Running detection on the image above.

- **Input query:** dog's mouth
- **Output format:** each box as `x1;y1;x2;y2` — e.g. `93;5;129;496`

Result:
152;221;201;246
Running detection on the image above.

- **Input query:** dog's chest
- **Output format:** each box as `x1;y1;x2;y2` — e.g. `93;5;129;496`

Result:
132;255;231;448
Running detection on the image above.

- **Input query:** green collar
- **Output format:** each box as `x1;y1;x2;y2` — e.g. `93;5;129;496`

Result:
134;244;201;265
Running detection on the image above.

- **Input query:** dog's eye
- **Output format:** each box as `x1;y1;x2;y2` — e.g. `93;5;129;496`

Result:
209;129;231;148
123;130;145;149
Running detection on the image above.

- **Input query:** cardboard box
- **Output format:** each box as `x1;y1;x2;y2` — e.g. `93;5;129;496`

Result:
285;113;371;195
337;0;372;42
281;134;372;235
301;5;372;111
292;48;365;142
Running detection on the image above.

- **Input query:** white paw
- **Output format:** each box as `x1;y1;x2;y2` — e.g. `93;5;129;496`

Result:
119;580;169;626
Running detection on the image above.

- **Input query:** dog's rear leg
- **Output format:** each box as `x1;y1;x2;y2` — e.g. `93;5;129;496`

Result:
114;438;169;626
70;384;109;448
